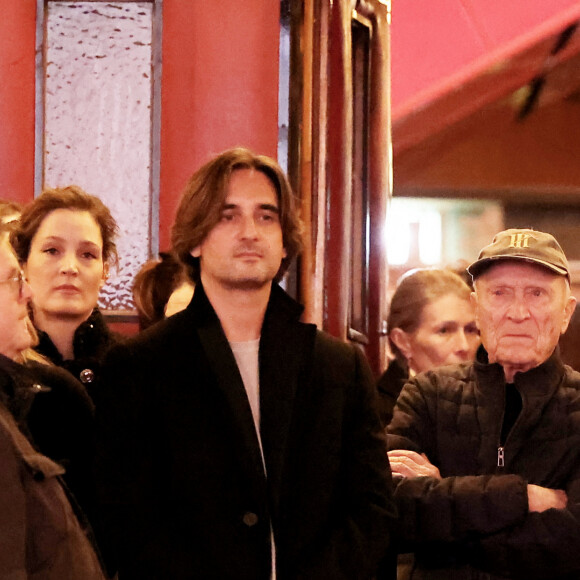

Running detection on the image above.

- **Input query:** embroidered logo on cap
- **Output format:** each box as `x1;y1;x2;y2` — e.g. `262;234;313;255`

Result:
468;228;570;280
508;232;531;249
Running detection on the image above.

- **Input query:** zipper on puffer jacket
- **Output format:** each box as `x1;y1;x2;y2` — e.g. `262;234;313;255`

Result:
497;409;506;470
497;446;505;468
497;383;523;471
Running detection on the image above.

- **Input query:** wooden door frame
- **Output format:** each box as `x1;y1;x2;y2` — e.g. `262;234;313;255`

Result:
289;0;392;375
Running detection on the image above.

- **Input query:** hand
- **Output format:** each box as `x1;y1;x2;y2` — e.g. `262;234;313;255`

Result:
387;449;441;479
527;484;567;512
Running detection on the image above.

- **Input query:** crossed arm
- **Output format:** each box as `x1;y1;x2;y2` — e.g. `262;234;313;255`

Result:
388;448;567;512
387;374;580;578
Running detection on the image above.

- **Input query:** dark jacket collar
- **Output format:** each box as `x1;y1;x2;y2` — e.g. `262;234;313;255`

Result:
186;281;305;330
474;344;565;397
34;308;114;365
0;353;41;427
263;282;305;327
377;358;409;397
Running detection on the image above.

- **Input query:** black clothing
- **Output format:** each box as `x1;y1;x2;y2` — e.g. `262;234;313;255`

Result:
34;308;119;400
0;353;95;497
25;360;96;513
377;358;409;427
0;353;36;429
0;352;104;574
96;282;396;579
0;353;97;539
387;348;580;579
31;308;118;574
500;383;522;446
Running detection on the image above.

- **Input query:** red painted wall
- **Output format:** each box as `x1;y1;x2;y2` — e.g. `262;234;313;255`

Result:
159;0;280;249
0;0;280;250
0;0;36;205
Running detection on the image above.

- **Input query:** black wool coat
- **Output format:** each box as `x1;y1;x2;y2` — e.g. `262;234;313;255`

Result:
95;283;396;580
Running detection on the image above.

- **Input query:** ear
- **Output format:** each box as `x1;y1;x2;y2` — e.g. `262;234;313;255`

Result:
190;247;201;259
389;327;413;362
282;246;287;259
100;262;110;289
561;294;577;334
470;291;480;327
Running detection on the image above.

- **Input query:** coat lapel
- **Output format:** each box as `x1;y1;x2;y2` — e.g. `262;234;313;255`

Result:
258;286;316;513
194;287;268;503
191;283;316;516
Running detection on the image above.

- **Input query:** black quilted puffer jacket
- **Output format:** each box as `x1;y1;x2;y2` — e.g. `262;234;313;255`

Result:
387;348;580;580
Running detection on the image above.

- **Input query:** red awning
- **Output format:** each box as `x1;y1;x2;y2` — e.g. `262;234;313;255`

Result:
392;0;580;155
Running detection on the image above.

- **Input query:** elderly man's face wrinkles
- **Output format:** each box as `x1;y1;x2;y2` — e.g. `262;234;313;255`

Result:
473;261;576;381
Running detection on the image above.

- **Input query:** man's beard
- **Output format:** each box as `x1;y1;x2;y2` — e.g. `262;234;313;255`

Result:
219;274;272;291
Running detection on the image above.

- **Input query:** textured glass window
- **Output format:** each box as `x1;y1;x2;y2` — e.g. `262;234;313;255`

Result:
44;2;154;311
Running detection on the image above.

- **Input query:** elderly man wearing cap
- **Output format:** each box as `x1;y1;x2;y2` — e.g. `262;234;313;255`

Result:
386;228;580;580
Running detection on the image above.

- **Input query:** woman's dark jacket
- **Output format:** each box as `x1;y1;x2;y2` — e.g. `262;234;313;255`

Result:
26;360;96;514
387;348;580;580
34;307;119;400
376;358;409;427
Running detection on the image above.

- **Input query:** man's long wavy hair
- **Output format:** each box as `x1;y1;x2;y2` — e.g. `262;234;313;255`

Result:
171;147;303;283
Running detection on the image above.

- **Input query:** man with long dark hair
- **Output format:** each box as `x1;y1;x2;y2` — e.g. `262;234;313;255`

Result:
96;147;395;579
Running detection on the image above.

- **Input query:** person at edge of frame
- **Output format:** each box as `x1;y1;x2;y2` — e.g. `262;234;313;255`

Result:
387;228;580;580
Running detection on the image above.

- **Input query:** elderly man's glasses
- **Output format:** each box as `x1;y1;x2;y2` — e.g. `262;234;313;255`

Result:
0;270;26;298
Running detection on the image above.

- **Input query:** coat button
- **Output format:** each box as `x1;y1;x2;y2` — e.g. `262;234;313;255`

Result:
242;512;259;527
31;383;50;392
79;369;95;384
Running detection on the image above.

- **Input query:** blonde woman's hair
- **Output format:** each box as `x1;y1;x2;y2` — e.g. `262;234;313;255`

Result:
387;268;473;361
